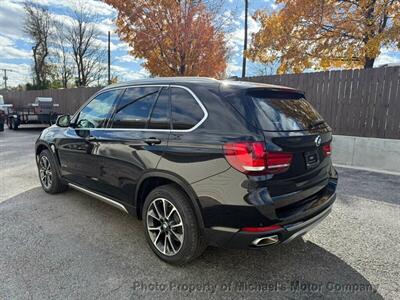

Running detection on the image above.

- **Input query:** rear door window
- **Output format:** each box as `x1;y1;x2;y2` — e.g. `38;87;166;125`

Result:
248;90;324;131
171;87;204;130
112;87;159;129
148;88;170;129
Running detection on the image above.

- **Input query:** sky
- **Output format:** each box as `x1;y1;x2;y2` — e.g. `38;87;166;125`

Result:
0;0;399;88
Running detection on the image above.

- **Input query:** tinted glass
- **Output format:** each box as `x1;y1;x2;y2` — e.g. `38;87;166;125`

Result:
76;90;120;128
148;88;170;129
248;90;325;131
112;87;159;129
171;87;204;130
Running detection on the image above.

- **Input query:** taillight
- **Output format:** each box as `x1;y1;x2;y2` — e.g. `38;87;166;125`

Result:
322;144;332;157
223;142;293;175
267;152;293;172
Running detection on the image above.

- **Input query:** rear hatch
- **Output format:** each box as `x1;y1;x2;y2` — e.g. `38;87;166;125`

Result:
225;87;333;197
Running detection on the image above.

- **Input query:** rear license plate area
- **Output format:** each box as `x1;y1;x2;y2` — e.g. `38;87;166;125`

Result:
304;150;319;169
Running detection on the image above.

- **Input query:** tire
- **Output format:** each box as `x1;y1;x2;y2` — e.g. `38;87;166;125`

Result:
11;118;18;130
143;184;207;265
38;149;68;194
0;122;4;132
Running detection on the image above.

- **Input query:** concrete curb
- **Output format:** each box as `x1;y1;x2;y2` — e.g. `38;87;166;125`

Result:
334;164;400;176
332;135;400;174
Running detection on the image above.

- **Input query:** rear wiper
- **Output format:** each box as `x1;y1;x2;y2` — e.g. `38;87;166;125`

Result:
309;119;325;128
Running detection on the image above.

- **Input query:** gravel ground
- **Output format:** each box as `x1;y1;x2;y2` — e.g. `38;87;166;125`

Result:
0;128;399;299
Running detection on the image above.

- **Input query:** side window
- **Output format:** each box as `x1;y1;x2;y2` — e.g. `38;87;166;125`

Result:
76;90;120;129
148;88;170;129
112;87;159;129
171;87;204;130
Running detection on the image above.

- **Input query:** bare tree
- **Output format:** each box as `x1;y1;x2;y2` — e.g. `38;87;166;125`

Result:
203;0;240;32
67;3;106;86
23;2;52;89
51;22;74;88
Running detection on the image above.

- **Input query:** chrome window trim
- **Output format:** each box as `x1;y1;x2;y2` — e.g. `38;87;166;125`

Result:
72;84;208;133
71;85;168;122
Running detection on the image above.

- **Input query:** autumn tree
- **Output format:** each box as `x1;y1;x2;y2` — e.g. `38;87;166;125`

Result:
23;2;52;89
104;0;228;77
247;0;400;73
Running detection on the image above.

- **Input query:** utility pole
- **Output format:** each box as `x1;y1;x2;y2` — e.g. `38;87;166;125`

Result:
242;0;248;78
1;68;12;90
108;31;111;85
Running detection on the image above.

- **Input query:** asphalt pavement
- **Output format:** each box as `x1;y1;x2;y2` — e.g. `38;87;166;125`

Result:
0;127;399;299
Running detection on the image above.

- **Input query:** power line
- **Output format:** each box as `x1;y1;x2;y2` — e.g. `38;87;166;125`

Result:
242;0;248;78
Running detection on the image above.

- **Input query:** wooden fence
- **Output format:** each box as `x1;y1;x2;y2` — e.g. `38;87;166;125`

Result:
2;66;399;139
243;66;400;139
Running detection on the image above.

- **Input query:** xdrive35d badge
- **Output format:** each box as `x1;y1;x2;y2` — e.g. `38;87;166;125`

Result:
35;78;338;264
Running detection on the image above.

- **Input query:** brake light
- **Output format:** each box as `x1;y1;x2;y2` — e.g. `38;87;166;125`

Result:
322;144;332;157
223;142;293;175
241;225;282;232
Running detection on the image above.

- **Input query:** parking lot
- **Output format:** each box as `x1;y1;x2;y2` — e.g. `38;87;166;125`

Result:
0;128;399;299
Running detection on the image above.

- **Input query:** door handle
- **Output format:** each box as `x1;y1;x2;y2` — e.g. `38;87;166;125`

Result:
144;137;161;145
86;135;97;142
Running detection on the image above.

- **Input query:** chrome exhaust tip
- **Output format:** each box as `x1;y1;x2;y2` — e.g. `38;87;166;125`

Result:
251;235;279;247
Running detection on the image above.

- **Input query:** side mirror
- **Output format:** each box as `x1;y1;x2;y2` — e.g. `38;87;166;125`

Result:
56;115;71;127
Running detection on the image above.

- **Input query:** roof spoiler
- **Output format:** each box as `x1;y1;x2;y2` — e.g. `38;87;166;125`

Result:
245;87;306;98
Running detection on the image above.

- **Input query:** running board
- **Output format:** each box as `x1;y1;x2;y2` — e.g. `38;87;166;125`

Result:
68;183;129;214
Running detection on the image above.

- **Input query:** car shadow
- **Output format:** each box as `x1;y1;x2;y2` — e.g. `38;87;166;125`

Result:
335;167;400;206
190;241;383;299
0;187;384;299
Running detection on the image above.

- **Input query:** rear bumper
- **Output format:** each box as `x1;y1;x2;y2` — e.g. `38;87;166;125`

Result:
228;200;333;248
194;163;338;248
203;190;336;249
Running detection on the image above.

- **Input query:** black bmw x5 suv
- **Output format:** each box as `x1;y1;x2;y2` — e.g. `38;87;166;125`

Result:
35;77;337;264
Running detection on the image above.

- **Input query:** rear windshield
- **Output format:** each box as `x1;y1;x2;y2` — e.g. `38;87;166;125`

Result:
247;90;325;131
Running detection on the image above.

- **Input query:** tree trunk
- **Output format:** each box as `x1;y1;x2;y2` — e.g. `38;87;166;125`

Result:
363;1;377;70
33;46;40;86
364;57;375;68
179;64;186;75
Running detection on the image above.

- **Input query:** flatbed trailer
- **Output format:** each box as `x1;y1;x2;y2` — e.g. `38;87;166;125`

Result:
0;95;13;132
6;97;60;130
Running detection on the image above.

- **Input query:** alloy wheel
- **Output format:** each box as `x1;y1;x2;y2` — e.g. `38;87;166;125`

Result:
39;156;53;189
146;197;184;256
